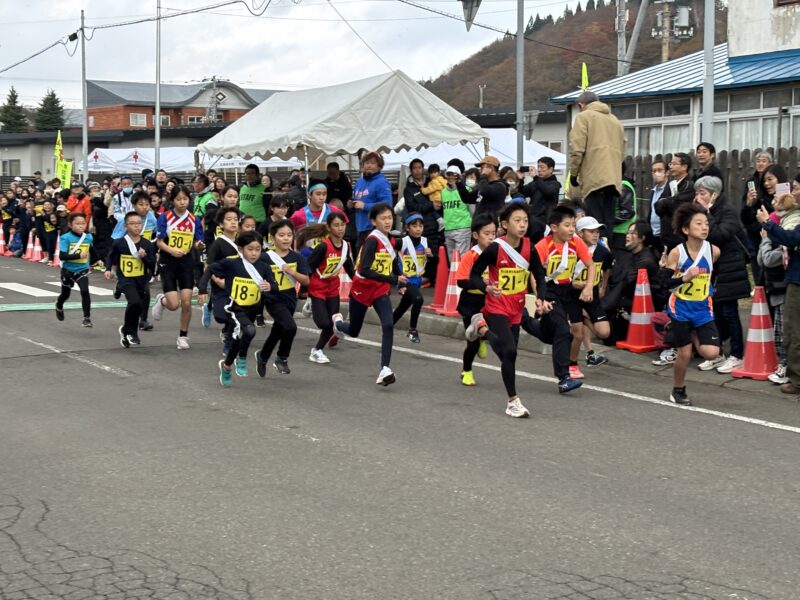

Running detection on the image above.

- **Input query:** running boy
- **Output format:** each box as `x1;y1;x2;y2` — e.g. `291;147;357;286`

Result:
392;213;431;343
54;213;102;327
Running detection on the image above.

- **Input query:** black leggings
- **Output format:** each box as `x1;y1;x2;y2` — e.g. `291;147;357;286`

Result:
120;282;149;334
311;295;340;350
520;302;572;380
338;294;393;368
393;284;423;329
56;271;91;318
261;302;297;360
461;314;481;372
226;305;259;365
484;313;520;398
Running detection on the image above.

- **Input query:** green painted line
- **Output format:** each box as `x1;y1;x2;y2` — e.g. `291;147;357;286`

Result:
0;301;126;312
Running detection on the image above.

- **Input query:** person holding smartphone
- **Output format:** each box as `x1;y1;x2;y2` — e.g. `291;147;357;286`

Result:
742;163;787;284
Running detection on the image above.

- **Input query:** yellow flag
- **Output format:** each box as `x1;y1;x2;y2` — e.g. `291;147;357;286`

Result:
581;63;589;90
54;130;63;160
56;159;72;187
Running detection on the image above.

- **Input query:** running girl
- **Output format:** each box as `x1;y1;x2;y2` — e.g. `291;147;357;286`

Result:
54;213;103;327
392;213;430;344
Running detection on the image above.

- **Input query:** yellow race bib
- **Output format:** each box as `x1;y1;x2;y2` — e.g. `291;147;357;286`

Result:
231;276;261;306
546;253;577;283
370;251;393;276
498;267;529;295
67;243;90;264
402;252;425;277
322;255;341;277
675;273;711;301
168;229;194;251
271;262;298;292
576;261;602;286
142;228;155;241
119;254;145;277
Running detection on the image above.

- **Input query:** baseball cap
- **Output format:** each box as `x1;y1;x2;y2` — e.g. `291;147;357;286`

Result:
13;176;21;182
404;213;424;225
445;165;462;175
475;156;500;168
87;180;101;189
576;216;604;231
56;204;68;212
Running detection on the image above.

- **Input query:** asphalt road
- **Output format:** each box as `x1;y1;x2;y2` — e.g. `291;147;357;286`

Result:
1;259;799;600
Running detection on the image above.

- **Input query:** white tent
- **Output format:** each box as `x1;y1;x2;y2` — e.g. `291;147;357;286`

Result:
197;71;487;162
382;128;567;171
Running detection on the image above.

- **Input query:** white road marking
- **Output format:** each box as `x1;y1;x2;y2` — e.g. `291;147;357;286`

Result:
0;283;59;297
292;323;800;436
44;281;114;296
14;336;133;377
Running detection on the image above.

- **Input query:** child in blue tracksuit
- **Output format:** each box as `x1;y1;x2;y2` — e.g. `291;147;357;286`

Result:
392;213;430;343
55;212;103;327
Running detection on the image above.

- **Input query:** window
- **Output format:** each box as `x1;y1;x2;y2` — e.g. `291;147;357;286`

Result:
159;115;170;127
712;122;728;152
188;115;204;124
129;112;147;127
730;92;760;112
763;89;793;108
548;141;563;153
1;159;21;176
638;101;663;119
795;88;800;106
663;125;690;154
714;94;729;113
88;115;94;128
638;126;662;156
624;127;636;157
762;117;790;149
775;0;800;6
793;116;800;148
730;119;760;150
613;104;636;120
664;98;691;117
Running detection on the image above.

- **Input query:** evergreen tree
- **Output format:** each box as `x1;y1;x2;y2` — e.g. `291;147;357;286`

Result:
525;15;535;35
0;87;28;133
597;0;605;7
563;5;573;19
586;0;596;9
34;90;65;131
575;1;583;13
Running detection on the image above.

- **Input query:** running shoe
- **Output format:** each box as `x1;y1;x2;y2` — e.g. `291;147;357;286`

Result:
505;397;530;418
119;326;130;348
328;334;339;348
202;303;212;328
256;315;266;327
376;366;396;386
127;334;141;346
477;339;487;359
558;376;582;394
113;285;121;300
139;319;154;331
716;356;743;374
151;293;166;321
219;360;232;387
461;370;476;386
407;328;420;344
302;298;313;318
235;358;248;377
332;313;345;339
568;364;585;379
465;313;487;342
82;318;93;328
274;357;291;375
309;349;331;364
652;348;677;366
669;387;691;405
255;350;267;378
768;364;789;385
55;306;64;322
585;351;608;366
697;354;726;371
176;336;190;350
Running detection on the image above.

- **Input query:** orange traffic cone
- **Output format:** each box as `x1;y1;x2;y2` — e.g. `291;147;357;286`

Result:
436;249;462;317
339;271;352;302
0;226;7;256
27;233;43;262
423;246;449;312
732;286;778;381
50;234;62;267
616;268;657;353
22;231;35;260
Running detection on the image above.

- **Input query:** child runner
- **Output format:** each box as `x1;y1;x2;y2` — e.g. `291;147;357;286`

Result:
37;199;58;264
569;216;613;375
465;203;547;417
456;213;497;386
240;215;257;233
289;180;347;231
54;213;102;327
105;211;156;347
392;213;430;343
305;213;355;363
211;231;276;387
257;196;289;251
255;219;310;376
665;203;721;405
332;203;407;386
150;185;205;350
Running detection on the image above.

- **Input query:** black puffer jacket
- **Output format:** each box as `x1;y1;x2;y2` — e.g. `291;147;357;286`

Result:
654;177;695;250
706;195;751;302
404;176;439;237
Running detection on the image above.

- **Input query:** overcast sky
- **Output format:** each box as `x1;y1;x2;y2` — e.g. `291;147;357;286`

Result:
0;0;583;108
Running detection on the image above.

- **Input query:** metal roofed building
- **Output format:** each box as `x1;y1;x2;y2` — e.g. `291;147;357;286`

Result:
551;1;800;157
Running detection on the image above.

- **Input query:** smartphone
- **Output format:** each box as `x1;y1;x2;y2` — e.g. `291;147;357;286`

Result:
775;182;791;198
519;166;530;173
747;181;756;193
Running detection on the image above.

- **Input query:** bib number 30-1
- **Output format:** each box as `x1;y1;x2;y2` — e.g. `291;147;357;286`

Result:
168;229;194;250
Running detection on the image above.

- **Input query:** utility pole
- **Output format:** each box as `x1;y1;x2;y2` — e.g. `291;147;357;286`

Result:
661;8;672;62
80;10;88;182
701;0;715;142
621;0;650;76
155;0;161;170
515;0;523;167
478;84;486;109
615;0;627;76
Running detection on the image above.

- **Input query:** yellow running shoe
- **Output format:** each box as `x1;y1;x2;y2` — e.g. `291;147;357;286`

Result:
461;370;476;386
477;339;487;359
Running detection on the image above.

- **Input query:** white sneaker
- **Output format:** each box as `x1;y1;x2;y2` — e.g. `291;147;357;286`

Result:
716;356;743;374
652;348;677;366
376;366;395;386
301;298;312;318
151;293;166;322
465;312;487;342
332;313;345;339
505;397;530;418
768;364;789;385
176;335;190;350
697;354;726;371
309;349;331;364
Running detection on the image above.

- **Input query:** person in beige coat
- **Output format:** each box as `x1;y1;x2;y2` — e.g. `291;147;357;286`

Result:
568;90;626;235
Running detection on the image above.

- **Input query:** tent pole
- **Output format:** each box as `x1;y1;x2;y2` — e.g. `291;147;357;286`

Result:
304;146;310;197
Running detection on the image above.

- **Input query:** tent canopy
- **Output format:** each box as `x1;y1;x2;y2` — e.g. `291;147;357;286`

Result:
197;70;487;160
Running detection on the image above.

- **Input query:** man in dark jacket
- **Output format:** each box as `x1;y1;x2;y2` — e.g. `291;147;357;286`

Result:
654;152;694;251
457;155;507;218
404;159;443;286
520;156;560;222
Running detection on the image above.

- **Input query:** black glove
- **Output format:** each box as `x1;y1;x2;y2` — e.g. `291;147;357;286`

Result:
569;175;579;188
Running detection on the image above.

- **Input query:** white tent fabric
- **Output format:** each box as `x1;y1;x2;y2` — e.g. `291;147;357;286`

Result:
382;128;567;171
197;71;487;159
80;147;302;173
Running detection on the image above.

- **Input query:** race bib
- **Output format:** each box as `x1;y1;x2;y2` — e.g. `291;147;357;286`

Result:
142;228;155;241
371;251;393;276
271;262;298;292
498;267;529;295
402;253;425;277
231;276;261;306
322;257;341;277
676;273;711;301
168;229;194;250
576;261;602;286
67;243;90;264
546;253;577;283
119;254;144;278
